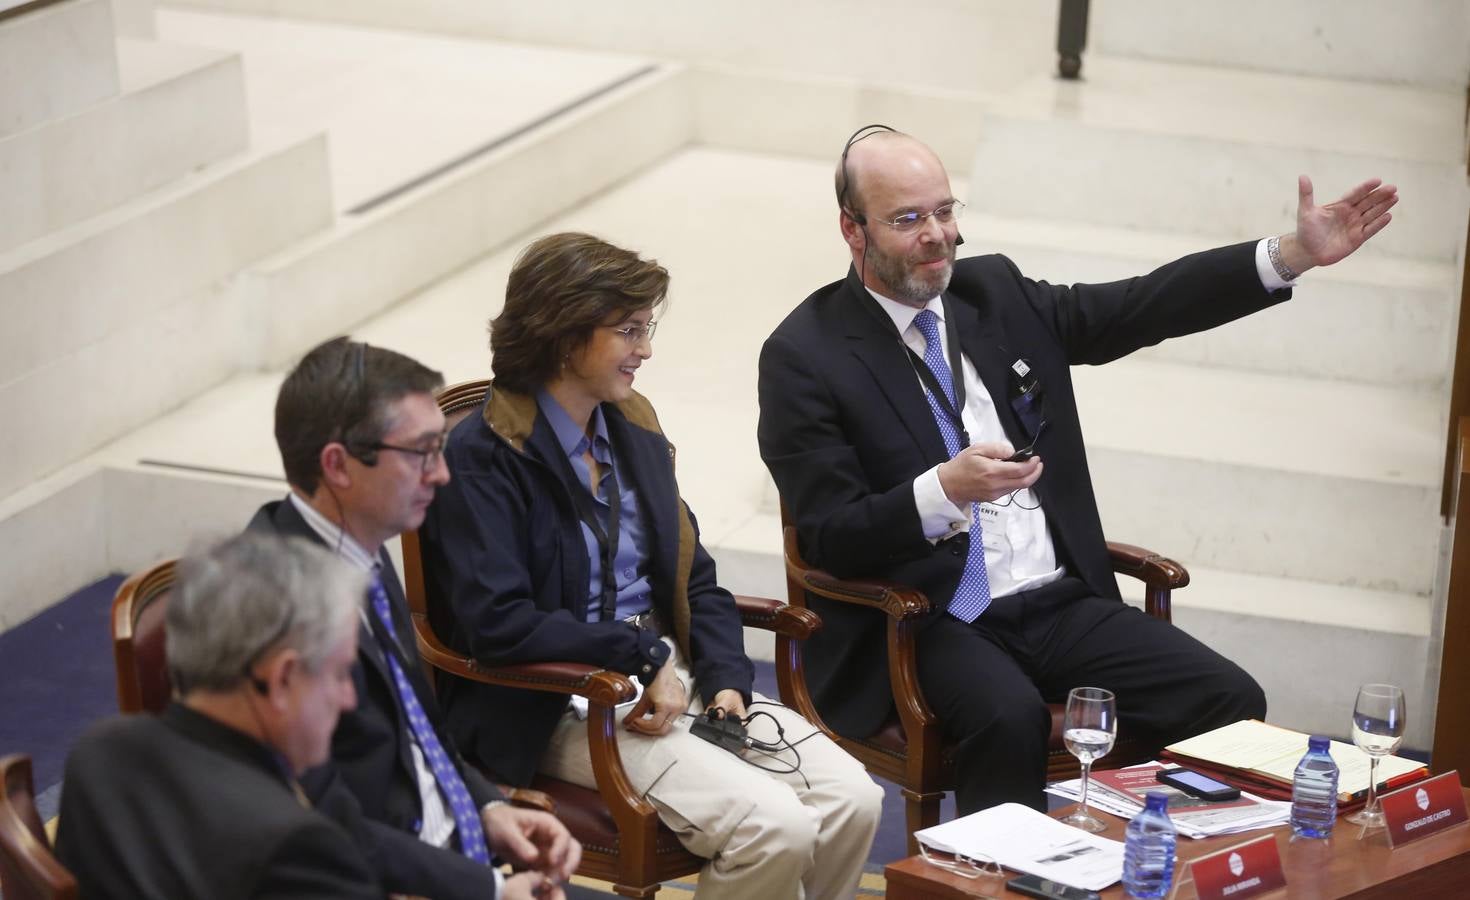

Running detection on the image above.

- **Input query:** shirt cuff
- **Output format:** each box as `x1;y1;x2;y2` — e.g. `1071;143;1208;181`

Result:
1255;237;1297;291
913;465;970;541
492;866;504;896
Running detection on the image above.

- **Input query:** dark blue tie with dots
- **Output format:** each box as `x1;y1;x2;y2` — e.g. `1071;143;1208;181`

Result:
368;575;491;864
912;309;992;622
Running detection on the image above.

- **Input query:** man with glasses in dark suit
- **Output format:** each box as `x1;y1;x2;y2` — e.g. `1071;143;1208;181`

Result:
758;126;1397;814
250;336;600;900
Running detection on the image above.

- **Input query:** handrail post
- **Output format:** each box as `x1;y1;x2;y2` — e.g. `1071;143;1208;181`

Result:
1057;0;1090;80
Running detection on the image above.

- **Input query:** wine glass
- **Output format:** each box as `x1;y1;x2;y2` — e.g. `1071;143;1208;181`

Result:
1345;683;1406;829
1060;686;1117;833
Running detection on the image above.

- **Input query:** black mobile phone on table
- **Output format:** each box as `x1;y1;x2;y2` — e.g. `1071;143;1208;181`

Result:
1005;874;1101;900
1155;766;1241;801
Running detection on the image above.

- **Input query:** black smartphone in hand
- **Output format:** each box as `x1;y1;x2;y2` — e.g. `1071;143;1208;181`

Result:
1004;447;1035;463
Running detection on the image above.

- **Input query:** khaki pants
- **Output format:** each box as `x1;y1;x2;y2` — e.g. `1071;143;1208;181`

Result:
538;641;882;899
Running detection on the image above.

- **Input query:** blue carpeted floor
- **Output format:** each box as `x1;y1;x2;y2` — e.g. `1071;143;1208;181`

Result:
0;573;124;819
0;575;942;867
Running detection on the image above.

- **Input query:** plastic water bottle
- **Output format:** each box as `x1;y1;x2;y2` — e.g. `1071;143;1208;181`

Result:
1122;791;1177;899
1290;734;1339;838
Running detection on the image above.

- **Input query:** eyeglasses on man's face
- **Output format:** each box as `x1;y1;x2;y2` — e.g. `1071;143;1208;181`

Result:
873;200;966;233
608;321;658;345
369;431;448;474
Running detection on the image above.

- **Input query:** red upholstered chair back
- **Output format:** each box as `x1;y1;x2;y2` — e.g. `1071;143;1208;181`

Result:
0;754;78;900
111;560;178;714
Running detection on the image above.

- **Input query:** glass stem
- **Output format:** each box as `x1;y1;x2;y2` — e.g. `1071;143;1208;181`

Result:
1078;761;1092;814
1365;756;1381;813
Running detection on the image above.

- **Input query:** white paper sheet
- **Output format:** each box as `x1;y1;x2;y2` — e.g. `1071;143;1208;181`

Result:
914;802;1124;891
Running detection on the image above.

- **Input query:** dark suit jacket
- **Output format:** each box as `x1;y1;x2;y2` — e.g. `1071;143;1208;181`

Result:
419;387;754;786
248;499;503;900
55;704;383;900
756;243;1288;738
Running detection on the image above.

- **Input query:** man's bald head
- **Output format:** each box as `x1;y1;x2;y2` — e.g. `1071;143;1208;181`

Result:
833;129;961;305
835;130;949;222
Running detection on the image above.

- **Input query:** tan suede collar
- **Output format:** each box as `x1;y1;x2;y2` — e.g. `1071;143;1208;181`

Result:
482;384;663;452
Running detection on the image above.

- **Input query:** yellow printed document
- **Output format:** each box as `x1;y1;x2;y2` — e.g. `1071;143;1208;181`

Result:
1165;720;1425;802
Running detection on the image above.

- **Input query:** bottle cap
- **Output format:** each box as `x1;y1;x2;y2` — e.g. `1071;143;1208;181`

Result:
1144;791;1170;811
1308;735;1330;751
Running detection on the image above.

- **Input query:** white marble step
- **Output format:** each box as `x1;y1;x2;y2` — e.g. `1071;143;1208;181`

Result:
1078;358;1441;595
970;213;1458;387
0;0;119;139
239;64;690;370
972;56;1470;262
163;0;1059;97
0;37;248;254
1092;0;1470;92
0;135;332;499
111;0;154;37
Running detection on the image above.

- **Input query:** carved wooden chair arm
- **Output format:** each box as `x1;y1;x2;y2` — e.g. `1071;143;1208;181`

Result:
1106;540;1188;622
497;785;556;814
411;613;638;705
734;594;821;639
782;532;931;622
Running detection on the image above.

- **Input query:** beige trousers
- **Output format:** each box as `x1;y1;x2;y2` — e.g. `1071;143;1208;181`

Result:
538;643;883;899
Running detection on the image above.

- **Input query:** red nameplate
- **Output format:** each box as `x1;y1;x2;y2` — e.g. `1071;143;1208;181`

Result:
1381;769;1468;848
1188;834;1285;900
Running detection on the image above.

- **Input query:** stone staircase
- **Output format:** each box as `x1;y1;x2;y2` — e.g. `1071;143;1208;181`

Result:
2;0;1465;750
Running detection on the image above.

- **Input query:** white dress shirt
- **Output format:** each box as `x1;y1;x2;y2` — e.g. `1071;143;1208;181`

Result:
287;492;458;849
869;239;1293;600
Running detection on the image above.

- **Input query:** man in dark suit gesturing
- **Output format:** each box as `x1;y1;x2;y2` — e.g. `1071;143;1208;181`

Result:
757;126;1396;814
56;534;383;899
249;337;591;900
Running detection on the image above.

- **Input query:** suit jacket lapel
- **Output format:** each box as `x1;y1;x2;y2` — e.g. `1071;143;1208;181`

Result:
945;289;1030;449
839;269;950;466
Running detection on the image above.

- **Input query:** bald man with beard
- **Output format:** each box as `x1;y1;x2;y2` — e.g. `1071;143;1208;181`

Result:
757;126;1396;813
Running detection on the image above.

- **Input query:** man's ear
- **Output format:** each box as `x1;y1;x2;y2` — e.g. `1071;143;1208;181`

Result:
318;442;353;490
840;210;866;252
259;649;302;712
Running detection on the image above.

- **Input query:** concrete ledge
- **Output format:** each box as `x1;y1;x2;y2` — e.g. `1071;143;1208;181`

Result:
973;114;1469;263
0;135;331;389
1093;0;1470;91
244;64;693;369
0;0;118;138
0;39;247;254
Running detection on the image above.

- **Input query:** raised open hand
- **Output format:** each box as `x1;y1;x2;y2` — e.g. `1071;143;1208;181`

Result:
1292;175;1397;269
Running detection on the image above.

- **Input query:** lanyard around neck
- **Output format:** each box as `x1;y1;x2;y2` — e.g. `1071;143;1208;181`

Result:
551;443;622;622
904;299;971;447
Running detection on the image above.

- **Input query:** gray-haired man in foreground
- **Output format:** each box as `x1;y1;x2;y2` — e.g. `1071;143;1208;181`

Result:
55;533;385;899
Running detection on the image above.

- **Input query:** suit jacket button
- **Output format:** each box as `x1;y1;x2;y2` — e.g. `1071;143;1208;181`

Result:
951;544;964;556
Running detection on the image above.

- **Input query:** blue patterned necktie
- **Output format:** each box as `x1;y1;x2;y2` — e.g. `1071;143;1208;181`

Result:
368;575;491;864
912;309;993;623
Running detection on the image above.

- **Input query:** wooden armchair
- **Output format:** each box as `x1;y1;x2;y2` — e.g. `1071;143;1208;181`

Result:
0;755;77;900
112;560;177;714
399;380;825;898
780;504;1187;853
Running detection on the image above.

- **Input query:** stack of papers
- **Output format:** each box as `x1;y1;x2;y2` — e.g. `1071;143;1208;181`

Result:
915;802;1123;891
1164;720;1426;802
1045;763;1291;839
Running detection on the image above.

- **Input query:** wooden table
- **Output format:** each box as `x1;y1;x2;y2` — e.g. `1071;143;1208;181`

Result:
885;788;1470;899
